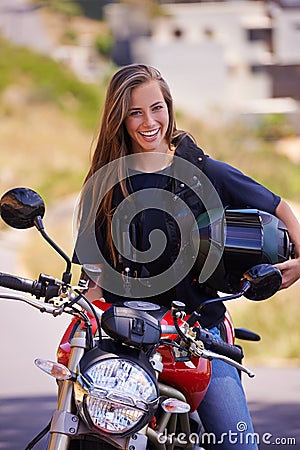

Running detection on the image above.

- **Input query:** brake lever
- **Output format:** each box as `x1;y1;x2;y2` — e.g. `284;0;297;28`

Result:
0;292;62;314
191;344;255;378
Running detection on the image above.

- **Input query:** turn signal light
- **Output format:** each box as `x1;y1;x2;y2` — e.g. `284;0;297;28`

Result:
34;358;72;380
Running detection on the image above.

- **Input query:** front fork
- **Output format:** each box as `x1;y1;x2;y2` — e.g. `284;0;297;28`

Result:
147;383;195;450
47;328;87;450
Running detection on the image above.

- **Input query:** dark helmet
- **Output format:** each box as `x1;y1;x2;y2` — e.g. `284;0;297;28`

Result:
191;209;294;293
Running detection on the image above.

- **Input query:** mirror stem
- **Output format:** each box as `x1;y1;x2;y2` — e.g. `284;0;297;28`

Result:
33;215;44;232
240;280;251;294
34;216;72;284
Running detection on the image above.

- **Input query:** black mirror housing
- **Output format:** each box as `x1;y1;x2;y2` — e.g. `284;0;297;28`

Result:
0;187;45;229
242;264;282;301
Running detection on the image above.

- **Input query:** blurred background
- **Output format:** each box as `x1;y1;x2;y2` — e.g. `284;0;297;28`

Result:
0;0;300;366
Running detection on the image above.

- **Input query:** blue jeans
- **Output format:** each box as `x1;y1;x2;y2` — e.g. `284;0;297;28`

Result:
197;327;258;449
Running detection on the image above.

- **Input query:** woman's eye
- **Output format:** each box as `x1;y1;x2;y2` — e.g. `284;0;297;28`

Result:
153;105;163;111
129;110;141;117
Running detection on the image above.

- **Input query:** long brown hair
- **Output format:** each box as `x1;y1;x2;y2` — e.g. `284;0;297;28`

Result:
80;64;184;265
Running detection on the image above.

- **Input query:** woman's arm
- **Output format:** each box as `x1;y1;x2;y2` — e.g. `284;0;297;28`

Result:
274;199;300;289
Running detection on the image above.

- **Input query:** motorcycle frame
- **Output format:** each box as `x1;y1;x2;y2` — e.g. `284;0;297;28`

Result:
147;382;195;450
48;327;86;449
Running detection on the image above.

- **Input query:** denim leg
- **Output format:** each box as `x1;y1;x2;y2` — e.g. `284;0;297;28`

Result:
197;327;258;449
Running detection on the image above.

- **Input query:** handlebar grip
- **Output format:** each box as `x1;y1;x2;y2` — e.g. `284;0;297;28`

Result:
197;329;244;362
0;272;39;296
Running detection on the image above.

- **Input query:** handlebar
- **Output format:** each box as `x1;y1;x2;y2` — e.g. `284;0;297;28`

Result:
0;272;245;365
0;271;104;320
0;272;43;297
195;328;243;363
0;280;252;375
161;324;243;363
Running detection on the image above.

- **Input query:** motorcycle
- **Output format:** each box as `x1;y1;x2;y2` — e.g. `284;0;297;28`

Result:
0;187;291;450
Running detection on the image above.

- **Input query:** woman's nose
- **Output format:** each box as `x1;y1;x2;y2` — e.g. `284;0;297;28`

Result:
143;111;155;127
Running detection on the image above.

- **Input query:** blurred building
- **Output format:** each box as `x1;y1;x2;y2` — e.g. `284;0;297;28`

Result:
105;0;300;127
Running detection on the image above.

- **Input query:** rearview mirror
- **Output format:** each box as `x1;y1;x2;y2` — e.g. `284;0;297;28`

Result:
242;264;282;300
0;187;72;284
0;187;45;229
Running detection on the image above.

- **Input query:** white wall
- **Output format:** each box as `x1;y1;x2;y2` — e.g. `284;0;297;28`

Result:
133;38;228;116
272;9;300;64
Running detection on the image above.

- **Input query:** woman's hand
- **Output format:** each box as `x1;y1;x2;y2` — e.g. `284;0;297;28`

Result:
275;199;300;289
275;258;300;289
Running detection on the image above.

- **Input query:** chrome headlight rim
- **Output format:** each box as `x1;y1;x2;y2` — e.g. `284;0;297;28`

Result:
74;355;159;437
81;392;159;437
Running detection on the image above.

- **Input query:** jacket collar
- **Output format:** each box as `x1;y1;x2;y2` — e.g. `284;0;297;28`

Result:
172;134;206;195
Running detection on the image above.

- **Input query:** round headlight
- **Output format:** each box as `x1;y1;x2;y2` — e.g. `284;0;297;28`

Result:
74;357;159;436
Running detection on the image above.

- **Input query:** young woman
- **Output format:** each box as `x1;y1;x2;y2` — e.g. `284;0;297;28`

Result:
73;64;300;449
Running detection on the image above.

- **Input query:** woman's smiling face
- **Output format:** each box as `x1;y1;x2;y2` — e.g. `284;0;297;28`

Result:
125;80;170;154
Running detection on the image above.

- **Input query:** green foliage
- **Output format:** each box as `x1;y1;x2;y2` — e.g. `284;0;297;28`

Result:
256;114;295;141
36;168;86;203
49;0;83;17
0;37;104;129
120;0;168;19
31;0;106;18
62;28;79;45
94;32;114;57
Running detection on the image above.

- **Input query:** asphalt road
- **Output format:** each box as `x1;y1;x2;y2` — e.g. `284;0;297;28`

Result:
243;367;300;449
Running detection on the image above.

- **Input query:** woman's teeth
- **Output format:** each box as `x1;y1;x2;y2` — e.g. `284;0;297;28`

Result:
140;129;159;137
